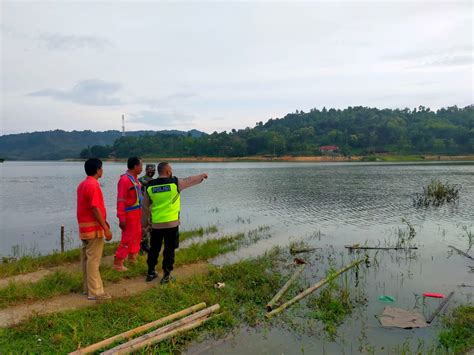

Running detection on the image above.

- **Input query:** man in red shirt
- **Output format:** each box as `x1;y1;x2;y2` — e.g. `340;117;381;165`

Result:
114;157;143;271
76;158;112;300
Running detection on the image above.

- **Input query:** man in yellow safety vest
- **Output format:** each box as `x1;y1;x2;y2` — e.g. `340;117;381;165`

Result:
141;162;207;283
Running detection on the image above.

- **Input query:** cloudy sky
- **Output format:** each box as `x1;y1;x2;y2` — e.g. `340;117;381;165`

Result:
1;1;472;135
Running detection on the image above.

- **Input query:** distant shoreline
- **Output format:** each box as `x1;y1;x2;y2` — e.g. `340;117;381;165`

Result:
59;154;474;163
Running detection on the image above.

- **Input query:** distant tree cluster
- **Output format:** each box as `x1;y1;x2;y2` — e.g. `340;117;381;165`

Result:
85;105;473;158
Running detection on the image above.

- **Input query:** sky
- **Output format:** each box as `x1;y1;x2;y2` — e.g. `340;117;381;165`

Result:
1;0;473;135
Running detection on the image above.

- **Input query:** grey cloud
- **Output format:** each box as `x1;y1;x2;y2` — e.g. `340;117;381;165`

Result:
29;79;123;106
384;46;473;68
141;92;198;108
416;54;473;68
385;46;473;61
130;110;194;127
39;33;113;51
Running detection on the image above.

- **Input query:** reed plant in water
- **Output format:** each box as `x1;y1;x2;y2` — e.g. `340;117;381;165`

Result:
413;179;460;207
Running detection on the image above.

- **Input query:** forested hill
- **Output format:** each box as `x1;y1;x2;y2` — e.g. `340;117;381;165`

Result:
0;129;204;160
86;105;473;158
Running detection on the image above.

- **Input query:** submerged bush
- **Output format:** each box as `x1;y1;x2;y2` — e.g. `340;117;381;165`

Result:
413;179;461;207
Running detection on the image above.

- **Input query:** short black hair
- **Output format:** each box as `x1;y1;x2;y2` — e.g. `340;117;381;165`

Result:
84;158;102;176
127;157;141;169
157;162;169;175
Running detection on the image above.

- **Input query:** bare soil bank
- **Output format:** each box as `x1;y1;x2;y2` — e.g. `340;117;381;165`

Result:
90;155;474;163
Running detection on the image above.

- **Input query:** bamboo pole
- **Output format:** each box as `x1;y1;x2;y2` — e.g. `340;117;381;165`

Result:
290;247;320;254
345;245;418;250
111;314;218;355
266;264;306;311
448;245;474;260
69;303;206;355
101;304;220;355
60;225;65;253
266;258;364;318
426;291;455;324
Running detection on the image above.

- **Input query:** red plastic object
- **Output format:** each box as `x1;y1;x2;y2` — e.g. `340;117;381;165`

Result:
423;293;445;298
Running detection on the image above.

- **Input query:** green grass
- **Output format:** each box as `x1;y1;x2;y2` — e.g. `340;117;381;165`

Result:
360;155;425;162
306;275;355;340
438;305;474;353
0;249;283;353
0;226;217;278
0;228;269;309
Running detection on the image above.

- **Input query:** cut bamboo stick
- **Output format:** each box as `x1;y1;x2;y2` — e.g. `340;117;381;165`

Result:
111;314;218;355
101;304;220;355
345;245;418;250
266;258;364;318
426;291;455;324
69;302;206;355
448;245;474;260
290;247;320;254
266;264;306;311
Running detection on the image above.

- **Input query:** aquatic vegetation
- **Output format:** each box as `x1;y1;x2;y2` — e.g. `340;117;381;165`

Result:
396;218;416;248
306;277;354;340
438;305;474;353
208;206;220;213
459;225;474;252
413;179;461;207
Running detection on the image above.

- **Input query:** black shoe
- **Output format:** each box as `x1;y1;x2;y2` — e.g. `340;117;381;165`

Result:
160;273;175;284
146;271;158;282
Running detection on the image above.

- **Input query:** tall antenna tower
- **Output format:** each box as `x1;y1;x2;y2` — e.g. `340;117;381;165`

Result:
121;114;125;137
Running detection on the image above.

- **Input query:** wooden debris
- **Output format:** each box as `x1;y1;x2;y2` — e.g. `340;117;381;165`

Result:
110;314;219;355
101;304;220;355
426;291;455;324
293;257;308;265
266;258;364;318
448;245;474;260
266;264;306;312
70;303;207;354
345;245;418;250
290;247;321;255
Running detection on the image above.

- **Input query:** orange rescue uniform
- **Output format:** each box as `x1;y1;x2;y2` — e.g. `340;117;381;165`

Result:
115;173;142;259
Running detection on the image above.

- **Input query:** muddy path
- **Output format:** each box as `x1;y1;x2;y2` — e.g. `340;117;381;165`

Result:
0;262;209;327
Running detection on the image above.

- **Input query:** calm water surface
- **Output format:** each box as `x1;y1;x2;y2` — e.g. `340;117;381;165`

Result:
0;161;473;353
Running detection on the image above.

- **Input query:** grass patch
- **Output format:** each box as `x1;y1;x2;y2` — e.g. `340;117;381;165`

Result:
438;305;474;354
413;179;461;208
0;249;283;353
360;155;425;162
306;272;355;340
0;226;217;278
0;228;268;309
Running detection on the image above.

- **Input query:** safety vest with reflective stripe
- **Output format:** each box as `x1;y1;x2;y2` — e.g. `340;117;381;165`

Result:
124;174;143;212
146;177;180;223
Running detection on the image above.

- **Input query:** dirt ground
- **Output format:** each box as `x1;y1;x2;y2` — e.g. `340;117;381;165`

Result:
0;261;209;327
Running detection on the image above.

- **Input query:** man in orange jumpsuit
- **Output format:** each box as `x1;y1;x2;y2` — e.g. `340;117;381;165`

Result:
114;156;143;271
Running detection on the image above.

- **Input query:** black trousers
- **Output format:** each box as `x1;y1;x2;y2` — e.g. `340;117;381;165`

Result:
147;226;179;274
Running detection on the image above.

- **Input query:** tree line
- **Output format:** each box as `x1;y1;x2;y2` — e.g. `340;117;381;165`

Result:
80;105;474;158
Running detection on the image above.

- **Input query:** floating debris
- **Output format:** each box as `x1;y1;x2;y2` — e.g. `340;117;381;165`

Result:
426;291;455;324
378;307;428;329
378;295;396;303
423;293;445;299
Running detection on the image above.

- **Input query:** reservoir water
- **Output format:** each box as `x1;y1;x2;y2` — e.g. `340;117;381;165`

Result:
0;161;473;353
